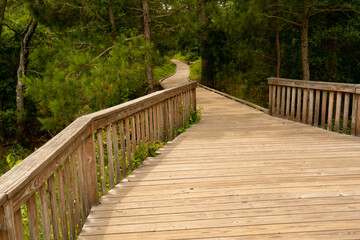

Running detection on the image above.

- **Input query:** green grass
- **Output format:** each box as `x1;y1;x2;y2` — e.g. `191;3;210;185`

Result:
153;58;177;83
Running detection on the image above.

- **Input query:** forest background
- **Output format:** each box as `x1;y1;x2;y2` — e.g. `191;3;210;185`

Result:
0;0;359;175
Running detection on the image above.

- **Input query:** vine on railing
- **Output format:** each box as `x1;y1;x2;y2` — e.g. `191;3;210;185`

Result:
0;82;197;239
268;77;360;135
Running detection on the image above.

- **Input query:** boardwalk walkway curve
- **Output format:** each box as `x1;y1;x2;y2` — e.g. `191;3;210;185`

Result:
79;60;360;239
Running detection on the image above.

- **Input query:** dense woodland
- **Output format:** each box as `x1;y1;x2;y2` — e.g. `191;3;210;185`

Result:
0;0;359;174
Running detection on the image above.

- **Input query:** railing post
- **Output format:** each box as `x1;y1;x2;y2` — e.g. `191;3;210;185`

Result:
3;200;16;240
84;133;99;206
354;86;360;136
192;88;196;112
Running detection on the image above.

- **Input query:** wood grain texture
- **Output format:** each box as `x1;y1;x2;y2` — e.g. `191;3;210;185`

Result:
105;125;115;189
56;168;69;240
343;93;350;134
334;92;342;132
286;86;291;119
70;153;81;234
291;87;296;120
327;91;335;131
48;175;60;240
125;117;132;170
321;91;328;128
314;90;321;126
63;159;75;240
96;130;106;196
78;61;360;240
39;184;51;240
119;120;126;178
307;89;314;125
281;86;286;118
26;194;40;240
296;88;302;122
111;123;121;184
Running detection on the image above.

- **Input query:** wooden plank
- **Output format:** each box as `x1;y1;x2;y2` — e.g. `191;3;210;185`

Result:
141;110;145;144
157;103;162;141
342;93;350;134
321;91;328;128
111;123;121;184
296;88;302;122
76;145;88;222
145;109;149;145
334;92;342;132
271;85;276;116
119;120;126;178
136;113;141;144
3;199;16;240
327;91;334;131
131;115;137;161
307;89;314;125
276;86;281;117
281;86;286;118
268;85;272;115
164;100;169;141
63;159;75;240
291;87;296;120
96;129;106;196
302;88;308;123
84;134;98;207
105;125;115;189
314;90;321;126
56;168;69;240
48;175;60;240
268;77;356;93
149;107;154;143
26;194;40;240
125;117;133;170
191;88;196;112
14;209;23;240
169;98;174;140
355;94;360;136
351;93;357;135
285;86;291;119
70;153;81;234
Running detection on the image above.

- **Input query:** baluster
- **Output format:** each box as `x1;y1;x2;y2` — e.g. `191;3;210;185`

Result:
38;183;51;240
149;108;154;143
131;115;137;160
48;175;60;239
105;125;115;188
286;86;291;119
302;89;308;123
76;144;89;220
343;93;350;134
70;153;81;234
296;88;302;122
276;86;281;117
84;134;98;206
169;98;174;140
96;129;106;195
125;117;132;169
327;91;335;131
56;168;69;239
271;85;276;116
145;109;149;145
307;89;314;125
314;90;321;126
281;86;286;118
268;85;273;115
321;91;328;128
291;87;296;120
334;92;342;132
63;159;75;240
112;123;121;184
14;209;23;240
136;112;141;144
3;199;16;240
119;119;126;177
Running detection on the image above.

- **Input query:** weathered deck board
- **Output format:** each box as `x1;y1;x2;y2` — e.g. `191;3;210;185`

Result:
78;60;360;239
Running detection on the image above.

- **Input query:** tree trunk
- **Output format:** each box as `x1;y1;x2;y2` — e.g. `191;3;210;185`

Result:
0;0;7;37
198;0;212;86
16;19;37;132
300;15;310;80
275;0;281;78
0;100;4;144
108;0;116;41
141;0;154;93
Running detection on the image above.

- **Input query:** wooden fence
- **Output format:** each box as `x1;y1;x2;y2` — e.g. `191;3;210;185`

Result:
0;81;197;240
268;77;360;135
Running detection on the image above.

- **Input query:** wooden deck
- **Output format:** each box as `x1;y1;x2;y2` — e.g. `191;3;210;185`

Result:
78;60;360;239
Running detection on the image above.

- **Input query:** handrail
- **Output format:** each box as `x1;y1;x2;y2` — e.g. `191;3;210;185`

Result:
268;77;360;136
0;81;197;239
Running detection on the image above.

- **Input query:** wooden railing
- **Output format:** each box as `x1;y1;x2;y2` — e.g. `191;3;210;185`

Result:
268;77;360;135
0;81;197;239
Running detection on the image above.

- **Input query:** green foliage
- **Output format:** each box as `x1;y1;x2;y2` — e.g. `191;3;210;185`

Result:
1;141;31;176
189;58;202;81
153;56;176;82
24;35;148;134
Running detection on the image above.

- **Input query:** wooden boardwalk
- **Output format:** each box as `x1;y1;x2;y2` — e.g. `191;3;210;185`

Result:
78;60;360;239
